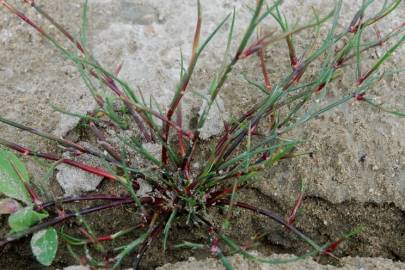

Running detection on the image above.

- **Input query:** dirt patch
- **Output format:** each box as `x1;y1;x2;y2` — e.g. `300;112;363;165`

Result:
0;186;404;269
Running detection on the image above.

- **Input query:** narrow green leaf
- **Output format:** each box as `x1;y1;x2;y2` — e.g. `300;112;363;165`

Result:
217;250;234;270
80;0;89;49
0;149;32;204
51;104;101;122
364;98;405;117
174;241;205;250
31;227;58;266
113;232;148;269
219;233;327;264
163;209;177;252
354;28;363;81
244;76;271;96
363;34;405;81
60;229;87;245
363;0;402;27
196;13;231;58
265;142;297;167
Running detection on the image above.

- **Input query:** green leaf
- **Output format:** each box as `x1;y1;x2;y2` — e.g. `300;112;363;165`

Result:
8;206;48;232
174;241;205;250
163;209;177;251
219;233;326;264
113;232;147;269
60;227;87;246
217;250;234;270
0;149;32;204
31;227;58;266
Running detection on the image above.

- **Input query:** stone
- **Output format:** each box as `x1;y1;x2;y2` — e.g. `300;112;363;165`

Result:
158;253;405;270
56;142;104;195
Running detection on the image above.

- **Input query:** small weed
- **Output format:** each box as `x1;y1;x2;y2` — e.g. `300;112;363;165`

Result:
0;0;404;269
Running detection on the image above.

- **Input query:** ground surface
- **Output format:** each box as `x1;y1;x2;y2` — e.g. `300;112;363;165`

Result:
0;0;404;269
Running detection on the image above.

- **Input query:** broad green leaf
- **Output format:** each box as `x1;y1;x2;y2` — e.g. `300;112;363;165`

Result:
8;206;48;232
0;149;32;204
31;227;58;266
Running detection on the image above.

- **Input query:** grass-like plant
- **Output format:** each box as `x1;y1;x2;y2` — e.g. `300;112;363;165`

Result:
0;0;404;268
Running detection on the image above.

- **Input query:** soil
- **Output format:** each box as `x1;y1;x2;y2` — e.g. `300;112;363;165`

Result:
1;186;404;269
0;0;404;269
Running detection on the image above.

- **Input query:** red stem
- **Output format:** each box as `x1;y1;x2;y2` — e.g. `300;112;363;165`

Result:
39;194;131;210
0;139;117;180
161;4;202;165
89;122;123;162
217;199;321;252
287;192;304;226
176;105;185;158
257;45;272;91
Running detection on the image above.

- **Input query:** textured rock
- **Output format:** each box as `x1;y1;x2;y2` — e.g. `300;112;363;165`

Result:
61;255;405;270
158;254;405;270
56;143;104;195
62;266;90;270
1;0;403;209
0;0;97;146
249;0;405;211
198;96;228;140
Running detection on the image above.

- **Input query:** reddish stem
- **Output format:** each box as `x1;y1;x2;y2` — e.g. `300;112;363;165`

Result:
89;122;123;162
1;1;47;37
355;93;365;101
176;105;185;158
238;37;266;59
27;1;85;53
321;237;345;259
217;199;322;252
0;139;117;180
286;35;298;68
40;194;131;210
79;227;96;244
257;45;272;91
97;235;113;242
287;192;304;226
23;182;43;207
162;5;202;165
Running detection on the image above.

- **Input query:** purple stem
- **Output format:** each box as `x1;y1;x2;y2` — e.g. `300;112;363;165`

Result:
0;197;161;247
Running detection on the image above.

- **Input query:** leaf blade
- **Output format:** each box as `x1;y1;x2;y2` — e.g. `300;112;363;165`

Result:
31;227;58;266
0;149;32;204
8;206;48;233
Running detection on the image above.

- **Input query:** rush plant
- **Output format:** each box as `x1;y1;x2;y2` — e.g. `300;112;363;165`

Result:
0;0;404;269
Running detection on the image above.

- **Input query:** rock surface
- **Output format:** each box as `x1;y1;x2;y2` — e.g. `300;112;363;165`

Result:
0;0;97;146
157;254;405;270
56;142;104;195
1;0;403;209
62;254;405;270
